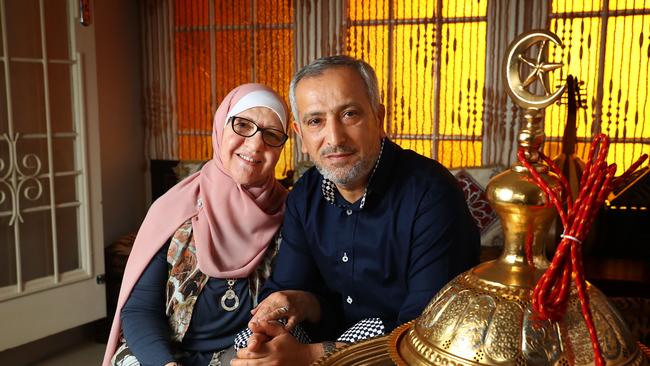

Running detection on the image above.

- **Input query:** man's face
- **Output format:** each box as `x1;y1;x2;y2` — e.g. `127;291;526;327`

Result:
293;67;385;187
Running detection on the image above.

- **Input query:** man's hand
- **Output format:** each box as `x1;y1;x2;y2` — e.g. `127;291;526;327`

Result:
250;290;321;330
232;320;322;366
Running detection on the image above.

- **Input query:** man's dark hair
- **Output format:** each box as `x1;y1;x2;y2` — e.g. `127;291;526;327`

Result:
289;55;381;121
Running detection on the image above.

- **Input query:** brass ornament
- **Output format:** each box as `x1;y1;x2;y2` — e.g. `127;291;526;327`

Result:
503;30;566;110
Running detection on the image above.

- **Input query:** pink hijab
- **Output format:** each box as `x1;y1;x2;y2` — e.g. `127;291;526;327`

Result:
103;83;288;365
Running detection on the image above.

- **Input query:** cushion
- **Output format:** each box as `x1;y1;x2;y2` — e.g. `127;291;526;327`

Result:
453;167;504;247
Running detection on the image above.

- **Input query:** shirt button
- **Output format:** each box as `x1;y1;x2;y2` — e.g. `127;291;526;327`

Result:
346;296;353;304
346;209;352;216
342;252;349;263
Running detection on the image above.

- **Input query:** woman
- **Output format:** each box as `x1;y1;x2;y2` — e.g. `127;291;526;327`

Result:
103;83;290;366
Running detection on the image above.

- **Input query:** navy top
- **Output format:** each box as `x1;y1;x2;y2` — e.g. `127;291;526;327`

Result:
262;139;480;339
121;242;252;366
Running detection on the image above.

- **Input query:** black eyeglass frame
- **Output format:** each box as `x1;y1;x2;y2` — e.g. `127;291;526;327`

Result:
228;116;288;147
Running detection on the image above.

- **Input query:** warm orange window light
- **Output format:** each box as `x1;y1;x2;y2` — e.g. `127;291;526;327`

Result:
546;1;650;174
346;0;487;168
172;0;649;175
174;0;294;178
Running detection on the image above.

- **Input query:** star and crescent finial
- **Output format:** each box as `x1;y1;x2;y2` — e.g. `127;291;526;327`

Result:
504;30;567;110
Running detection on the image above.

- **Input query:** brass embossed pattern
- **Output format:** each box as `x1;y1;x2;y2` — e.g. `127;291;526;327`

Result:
448;295;495;360
484;301;522;361
385;270;647;366
521;306;562;365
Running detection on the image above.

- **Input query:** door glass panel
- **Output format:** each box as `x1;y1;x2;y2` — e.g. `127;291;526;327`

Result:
54;175;77;204
0;4;106;345
0;137;9;202
0;217;16;287
20;210;54;282
0;66;7;135
5;0;42;59
56;206;79;273
44;0;70;60
2;0;88;292
15;136;49;177
48;63;74;133
10;62;46;135
0;73;12;286
0;9;4;57
53;137;75;172
16;174;50;212
0;135;11;222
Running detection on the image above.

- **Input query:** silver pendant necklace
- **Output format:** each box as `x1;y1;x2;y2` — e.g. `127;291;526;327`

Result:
220;279;240;312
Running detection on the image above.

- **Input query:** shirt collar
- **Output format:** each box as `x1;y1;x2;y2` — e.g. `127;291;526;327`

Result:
321;138;387;210
365;138;398;198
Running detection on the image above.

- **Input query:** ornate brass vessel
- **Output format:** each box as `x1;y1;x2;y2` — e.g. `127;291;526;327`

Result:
387;30;647;366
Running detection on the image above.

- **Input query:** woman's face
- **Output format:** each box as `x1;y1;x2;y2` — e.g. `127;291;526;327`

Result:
219;106;285;187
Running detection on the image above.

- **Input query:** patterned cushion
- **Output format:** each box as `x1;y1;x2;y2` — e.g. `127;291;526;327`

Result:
455;170;498;234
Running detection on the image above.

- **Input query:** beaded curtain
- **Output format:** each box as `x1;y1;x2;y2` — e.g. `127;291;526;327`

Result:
142;0;650;176
143;0;294;178
345;1;486;168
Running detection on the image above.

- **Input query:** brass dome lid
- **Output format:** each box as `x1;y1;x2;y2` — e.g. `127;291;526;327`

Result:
388;270;646;366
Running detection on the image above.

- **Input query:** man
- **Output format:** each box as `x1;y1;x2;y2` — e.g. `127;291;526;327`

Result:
232;55;480;365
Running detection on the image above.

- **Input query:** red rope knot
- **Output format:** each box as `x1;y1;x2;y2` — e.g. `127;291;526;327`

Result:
517;133;648;366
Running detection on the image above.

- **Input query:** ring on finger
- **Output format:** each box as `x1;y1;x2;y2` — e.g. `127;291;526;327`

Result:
279;305;289;313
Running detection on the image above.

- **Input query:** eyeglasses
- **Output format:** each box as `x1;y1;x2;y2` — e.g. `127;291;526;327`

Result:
228;116;288;147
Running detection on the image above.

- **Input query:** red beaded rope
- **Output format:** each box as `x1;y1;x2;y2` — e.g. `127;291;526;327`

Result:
518;133;647;366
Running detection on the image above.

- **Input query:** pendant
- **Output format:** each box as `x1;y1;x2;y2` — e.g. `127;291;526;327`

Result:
220;279;240;312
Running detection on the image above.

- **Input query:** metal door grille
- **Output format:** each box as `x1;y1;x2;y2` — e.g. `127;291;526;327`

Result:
0;0;92;300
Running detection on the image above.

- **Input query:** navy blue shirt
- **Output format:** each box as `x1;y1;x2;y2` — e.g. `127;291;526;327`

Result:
121;242;252;366
262;139;480;339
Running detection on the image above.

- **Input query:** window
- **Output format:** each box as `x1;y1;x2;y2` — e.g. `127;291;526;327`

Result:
175;0;294;177
546;1;650;174
145;0;295;177
345;0;487;168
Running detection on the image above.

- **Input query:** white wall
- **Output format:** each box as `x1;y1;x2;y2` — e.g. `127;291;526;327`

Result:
95;0;147;246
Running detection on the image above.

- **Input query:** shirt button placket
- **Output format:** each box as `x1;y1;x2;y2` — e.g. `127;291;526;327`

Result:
342;206;354;308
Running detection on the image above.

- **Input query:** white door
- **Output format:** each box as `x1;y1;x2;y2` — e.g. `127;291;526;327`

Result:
0;0;105;350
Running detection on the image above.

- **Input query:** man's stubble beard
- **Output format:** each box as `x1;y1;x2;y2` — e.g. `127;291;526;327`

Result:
313;143;380;186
